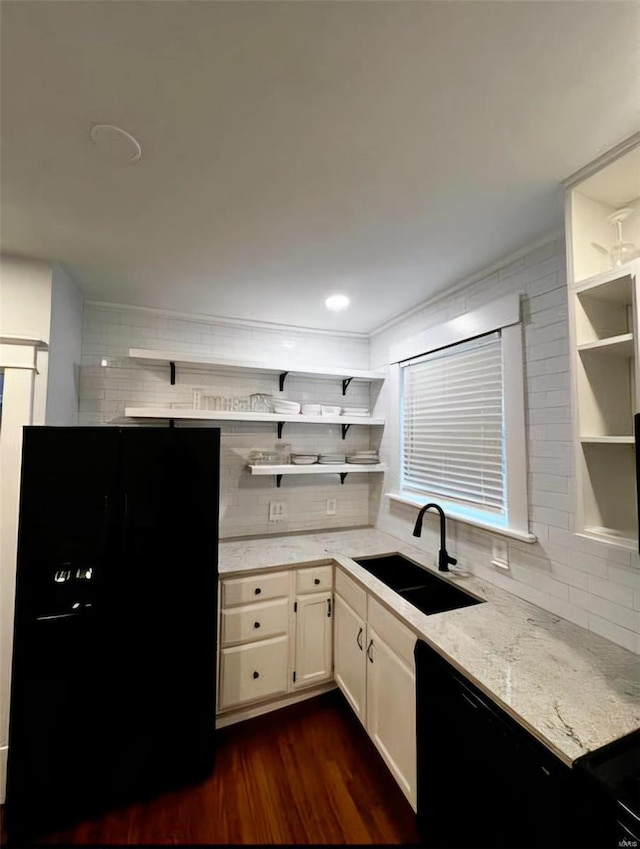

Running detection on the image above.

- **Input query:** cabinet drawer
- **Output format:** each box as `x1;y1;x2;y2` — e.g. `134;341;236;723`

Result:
368;596;416;669
219;636;289;710
222;570;290;607
335;567;367;619
296;564;333;594
221;597;289;646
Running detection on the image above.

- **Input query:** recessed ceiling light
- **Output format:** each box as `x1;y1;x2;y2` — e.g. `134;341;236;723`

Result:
325;294;350;311
89;124;142;164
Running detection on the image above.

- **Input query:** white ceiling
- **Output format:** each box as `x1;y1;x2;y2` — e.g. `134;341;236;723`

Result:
1;1;638;334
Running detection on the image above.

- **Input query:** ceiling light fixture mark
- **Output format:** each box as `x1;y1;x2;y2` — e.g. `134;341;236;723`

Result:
89;124;142;164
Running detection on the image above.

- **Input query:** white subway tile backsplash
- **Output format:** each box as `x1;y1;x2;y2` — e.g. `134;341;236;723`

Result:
587;575;635;609
79;235;638;653
586;614;638;654
569;587;637;632
81;304;371;539
369;236;637;653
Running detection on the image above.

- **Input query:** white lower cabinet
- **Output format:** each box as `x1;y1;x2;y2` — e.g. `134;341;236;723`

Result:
334;568;417;811
218;561;416;810
333;593;366;723
218;564;333;713
293;591;333;689
366;624;416;806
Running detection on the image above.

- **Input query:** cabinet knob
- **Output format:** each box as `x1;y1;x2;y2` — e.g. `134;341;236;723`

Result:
254;587;262;595
253;671;259;679
314;578;320;585
254;621;261;629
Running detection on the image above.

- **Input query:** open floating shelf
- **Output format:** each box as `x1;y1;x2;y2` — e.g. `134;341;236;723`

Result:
124;408;385;439
128;347;385;392
248;463;387;487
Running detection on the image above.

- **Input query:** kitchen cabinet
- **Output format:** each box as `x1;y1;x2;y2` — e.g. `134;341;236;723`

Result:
218;564;334;714
564;137;639;549
333;594;366;722
292;565;333;689
333;567;417;810
292;592;332;689
219;570;291;711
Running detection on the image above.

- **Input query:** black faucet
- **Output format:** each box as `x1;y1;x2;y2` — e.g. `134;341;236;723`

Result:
412;502;457;572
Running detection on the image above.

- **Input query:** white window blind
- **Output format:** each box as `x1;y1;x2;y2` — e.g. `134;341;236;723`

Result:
401;331;505;513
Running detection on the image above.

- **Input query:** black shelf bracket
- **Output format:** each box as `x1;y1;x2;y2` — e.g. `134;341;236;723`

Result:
279;371;289;392
169;418;175;429
340;472;348;485
277;421;284;439
170;361;176;385
341;424;351;440
342;377;353;395
276;474;283;488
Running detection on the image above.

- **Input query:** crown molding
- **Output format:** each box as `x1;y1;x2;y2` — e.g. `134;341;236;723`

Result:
84;300;369;340
368;228;563;337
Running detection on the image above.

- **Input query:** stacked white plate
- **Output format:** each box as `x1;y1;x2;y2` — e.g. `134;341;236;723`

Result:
273;399;301;414
342;406;370;417
301;403;322;416
318;453;346;464
346;450;380;465
321;405;341;416
291;454;318;465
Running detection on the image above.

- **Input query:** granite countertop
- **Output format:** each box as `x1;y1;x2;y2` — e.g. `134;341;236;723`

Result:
219;527;640;767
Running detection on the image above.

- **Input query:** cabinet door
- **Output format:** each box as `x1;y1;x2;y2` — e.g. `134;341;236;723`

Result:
333;594;367;724
366;625;416;810
293;592;333;689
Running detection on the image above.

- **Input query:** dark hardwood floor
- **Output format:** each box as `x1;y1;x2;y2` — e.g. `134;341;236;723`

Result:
3;689;420;846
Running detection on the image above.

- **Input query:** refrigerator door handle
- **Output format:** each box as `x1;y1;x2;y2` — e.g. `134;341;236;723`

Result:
122;492;130;552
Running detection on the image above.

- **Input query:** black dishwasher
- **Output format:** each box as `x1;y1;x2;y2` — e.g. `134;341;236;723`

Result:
414;640;610;849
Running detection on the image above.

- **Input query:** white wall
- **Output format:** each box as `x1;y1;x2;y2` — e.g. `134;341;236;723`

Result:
0;254;52;421
45;265;83;426
79;304;376;537
0;254;53;802
370;235;640;654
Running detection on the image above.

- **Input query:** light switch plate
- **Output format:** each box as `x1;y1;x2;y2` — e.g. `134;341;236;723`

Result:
326;498;337;516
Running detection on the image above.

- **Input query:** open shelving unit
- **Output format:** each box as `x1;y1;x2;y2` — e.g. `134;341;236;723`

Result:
565;137;639;549
124;407;385;439
248;463;387;487
128;348;385;394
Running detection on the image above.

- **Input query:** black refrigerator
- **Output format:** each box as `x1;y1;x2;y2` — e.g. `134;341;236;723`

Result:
5;426;221;841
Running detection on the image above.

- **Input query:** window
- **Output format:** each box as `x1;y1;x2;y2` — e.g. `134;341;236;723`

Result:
402;332;504;515
389;293;533;542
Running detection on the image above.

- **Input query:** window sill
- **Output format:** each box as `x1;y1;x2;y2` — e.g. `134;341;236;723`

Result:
385;492;538;544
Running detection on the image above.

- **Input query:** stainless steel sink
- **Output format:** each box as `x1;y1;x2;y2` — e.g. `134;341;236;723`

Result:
352;553;484;615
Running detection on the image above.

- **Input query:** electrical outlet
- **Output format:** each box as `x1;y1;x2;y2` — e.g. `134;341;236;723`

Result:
326;498;337;516
492;539;510;571
269;501;287;523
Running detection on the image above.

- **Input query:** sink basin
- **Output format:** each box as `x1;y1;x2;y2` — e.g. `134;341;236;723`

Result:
352;553;435;591
398;583;482;615
353;553;484;616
